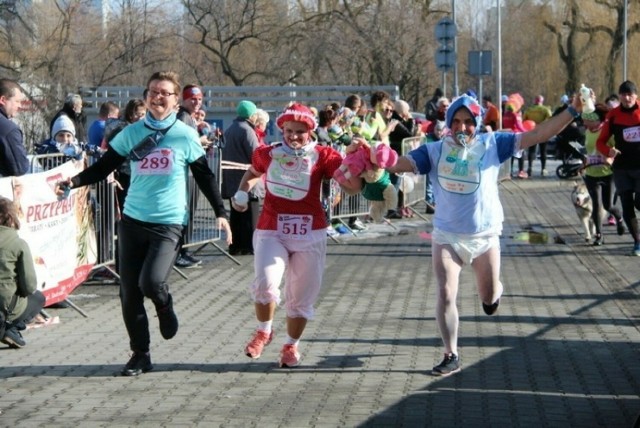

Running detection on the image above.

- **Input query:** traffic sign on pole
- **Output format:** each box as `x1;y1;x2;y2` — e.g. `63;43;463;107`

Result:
435;17;457;42
435;17;457;72
468;50;492;76
436;48;456;71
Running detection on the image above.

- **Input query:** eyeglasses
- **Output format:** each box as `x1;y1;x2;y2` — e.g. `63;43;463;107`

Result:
148;89;176;98
383;108;393;113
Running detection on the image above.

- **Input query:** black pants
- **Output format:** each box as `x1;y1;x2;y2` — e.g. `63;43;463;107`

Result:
584;174;621;236
527;142;547;172
227;198;255;253
118;216;182;352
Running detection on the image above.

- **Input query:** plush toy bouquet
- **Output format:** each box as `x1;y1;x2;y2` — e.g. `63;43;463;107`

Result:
332;115;398;222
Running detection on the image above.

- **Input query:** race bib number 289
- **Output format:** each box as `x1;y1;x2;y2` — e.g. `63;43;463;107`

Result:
277;214;312;240
135;148;174;175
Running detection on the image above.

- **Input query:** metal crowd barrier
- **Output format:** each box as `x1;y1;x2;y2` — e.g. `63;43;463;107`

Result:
327;183;372;238
325;136;431;240
397;136;430;219
32;153;119;279
31;147;232;282
182;146;240;270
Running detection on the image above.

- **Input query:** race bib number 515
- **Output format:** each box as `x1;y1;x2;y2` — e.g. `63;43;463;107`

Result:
277;214;312;240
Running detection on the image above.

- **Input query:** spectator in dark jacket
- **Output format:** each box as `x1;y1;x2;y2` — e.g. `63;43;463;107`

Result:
425;88;444;122
389;100;417;218
0;79;29;178
221;100;260;255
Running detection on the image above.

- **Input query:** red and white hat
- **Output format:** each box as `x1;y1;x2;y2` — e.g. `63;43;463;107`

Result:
182;85;202;100
276;103;317;131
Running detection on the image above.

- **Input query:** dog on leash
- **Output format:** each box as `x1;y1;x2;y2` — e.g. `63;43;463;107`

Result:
571;181;595;242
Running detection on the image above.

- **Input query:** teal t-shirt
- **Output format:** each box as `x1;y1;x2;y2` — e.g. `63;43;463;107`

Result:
110;120;205;225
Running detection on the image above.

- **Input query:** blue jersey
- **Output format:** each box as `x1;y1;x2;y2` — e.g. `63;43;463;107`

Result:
408;131;519;235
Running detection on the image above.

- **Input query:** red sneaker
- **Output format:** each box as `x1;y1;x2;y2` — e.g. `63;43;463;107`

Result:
278;344;301;368
244;330;274;359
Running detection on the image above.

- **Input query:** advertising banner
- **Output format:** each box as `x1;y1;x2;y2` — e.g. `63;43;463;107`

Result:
0;159;97;305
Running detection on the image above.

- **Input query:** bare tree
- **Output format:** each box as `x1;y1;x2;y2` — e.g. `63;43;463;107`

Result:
86;0;179;87
180;0;288;86
586;0;640;94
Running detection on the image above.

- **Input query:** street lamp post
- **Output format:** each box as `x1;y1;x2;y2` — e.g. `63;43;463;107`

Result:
452;0;459;97
496;0;502;130
624;0;628;81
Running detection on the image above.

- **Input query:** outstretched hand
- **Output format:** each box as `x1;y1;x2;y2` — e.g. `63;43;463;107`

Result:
346;135;369;154
217;217;232;245
231;190;249;213
54;179;72;197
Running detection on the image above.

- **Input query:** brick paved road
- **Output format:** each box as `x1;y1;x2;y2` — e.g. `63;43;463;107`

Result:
1;175;638;427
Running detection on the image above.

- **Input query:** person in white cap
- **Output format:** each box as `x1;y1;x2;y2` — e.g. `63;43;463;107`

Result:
51;115;82;158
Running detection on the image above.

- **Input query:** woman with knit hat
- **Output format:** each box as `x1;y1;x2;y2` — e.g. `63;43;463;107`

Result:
232;103;362;367
221;99;261;255
387;93;589;376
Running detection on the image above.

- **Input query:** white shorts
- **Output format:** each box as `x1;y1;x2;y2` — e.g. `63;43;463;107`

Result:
432;228;500;265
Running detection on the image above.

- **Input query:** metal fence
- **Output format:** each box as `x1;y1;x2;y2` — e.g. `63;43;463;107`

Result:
30;148;230;280
398;137;429;218
325;136;431;238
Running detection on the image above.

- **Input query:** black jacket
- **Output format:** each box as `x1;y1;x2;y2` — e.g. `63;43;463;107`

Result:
0;107;29;177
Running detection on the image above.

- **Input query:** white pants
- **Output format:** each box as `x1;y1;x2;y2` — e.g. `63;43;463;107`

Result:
251;229;327;319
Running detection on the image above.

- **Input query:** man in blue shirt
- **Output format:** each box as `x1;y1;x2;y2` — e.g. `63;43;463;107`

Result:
87;101;120;151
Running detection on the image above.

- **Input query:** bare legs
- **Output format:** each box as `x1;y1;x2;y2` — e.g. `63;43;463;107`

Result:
255;302;276;323
432;243;503;356
254;303;306;340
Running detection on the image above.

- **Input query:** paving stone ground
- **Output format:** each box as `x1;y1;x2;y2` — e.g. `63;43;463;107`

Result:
1;168;639;427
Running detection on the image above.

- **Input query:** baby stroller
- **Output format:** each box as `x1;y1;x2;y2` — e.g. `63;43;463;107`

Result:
555;139;586;179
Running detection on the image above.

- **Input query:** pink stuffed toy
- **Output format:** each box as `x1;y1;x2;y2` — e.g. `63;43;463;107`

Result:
333;142;399;222
333;142;398;184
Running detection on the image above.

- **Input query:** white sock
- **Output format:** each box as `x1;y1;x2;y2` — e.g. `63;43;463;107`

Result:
257;321;272;333
285;335;300;346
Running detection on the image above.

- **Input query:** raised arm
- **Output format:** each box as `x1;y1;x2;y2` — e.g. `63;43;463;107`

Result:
519;95;584;150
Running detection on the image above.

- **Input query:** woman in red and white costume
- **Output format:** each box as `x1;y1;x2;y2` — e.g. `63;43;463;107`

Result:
232;103;362;367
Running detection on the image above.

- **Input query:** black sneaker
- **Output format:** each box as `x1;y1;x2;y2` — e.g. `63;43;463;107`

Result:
593;235;604;246
121;351;153;376
482;298;500;315
182;252;202;266
432;353;460;376
157;294;179;340
385;210;402;219
174;255;198;269
349;219;368;231
1;326;26;348
617;219;625;236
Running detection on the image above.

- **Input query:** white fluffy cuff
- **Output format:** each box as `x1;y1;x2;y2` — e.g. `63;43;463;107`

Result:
233;190;249;206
